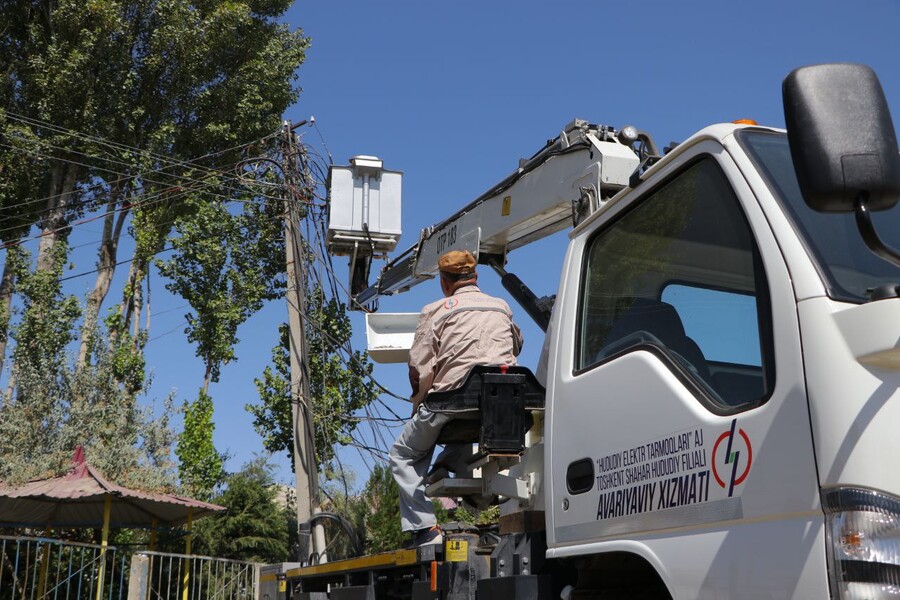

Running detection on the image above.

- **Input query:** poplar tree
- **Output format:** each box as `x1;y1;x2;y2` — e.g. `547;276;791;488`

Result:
247;288;380;477
0;0;307;493
159;189;282;496
0;243;175;488
0;0;309;370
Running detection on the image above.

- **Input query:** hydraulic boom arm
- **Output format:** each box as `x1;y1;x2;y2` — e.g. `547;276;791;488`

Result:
353;119;644;310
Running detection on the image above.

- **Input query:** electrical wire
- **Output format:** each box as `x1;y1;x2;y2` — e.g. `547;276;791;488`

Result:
0;134;277;222
2;110;281;182
0;155;284;250
280;136;413;469
59;245;174;282
0;138;285;227
0;133;284;237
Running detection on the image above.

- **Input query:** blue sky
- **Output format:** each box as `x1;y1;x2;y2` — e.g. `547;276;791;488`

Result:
12;0;899;489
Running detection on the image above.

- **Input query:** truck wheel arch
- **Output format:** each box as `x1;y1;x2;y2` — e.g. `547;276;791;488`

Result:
560;550;673;599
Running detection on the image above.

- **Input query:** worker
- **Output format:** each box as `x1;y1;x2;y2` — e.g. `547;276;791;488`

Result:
389;249;523;548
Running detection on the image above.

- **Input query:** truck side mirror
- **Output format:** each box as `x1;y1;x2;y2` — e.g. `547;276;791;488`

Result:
782;63;900;213
783;63;900;268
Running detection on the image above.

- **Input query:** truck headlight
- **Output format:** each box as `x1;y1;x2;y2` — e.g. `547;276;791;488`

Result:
823;487;900;599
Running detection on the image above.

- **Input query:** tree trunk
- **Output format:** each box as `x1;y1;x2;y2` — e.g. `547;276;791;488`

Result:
121;256;145;338
120;209;173;342
77;185;128;369
36;160;62;270
144;270;151;336
131;261;143;339
110;254;137;348
0;253;18;378
5;368;16;404
36;162;78;272
203;366;211;395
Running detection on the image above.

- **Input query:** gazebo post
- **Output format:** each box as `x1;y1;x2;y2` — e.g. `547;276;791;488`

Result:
95;494;112;600
181;507;193;600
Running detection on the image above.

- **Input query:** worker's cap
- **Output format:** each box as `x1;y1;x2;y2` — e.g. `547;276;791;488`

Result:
438;250;476;275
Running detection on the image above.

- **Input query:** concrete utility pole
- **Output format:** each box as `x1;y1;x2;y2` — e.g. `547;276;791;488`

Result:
281;121;327;564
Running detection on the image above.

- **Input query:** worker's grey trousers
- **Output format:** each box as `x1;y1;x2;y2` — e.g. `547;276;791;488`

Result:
389;405;471;532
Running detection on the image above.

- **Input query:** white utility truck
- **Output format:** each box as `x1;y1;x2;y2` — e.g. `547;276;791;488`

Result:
275;63;900;600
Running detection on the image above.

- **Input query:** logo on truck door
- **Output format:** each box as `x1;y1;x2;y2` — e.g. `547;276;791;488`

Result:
712;419;753;497
594;420;753;521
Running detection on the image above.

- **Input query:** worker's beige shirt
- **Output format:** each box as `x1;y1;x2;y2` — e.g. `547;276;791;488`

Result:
408;285;523;409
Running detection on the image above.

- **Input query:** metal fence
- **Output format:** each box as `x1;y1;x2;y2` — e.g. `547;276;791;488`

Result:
130;552;257;600
0;535;129;600
0;537;260;600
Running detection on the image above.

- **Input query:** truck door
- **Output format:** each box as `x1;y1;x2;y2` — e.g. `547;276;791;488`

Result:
545;141;826;597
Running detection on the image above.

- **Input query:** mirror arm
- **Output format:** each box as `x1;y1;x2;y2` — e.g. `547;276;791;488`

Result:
854;192;900;268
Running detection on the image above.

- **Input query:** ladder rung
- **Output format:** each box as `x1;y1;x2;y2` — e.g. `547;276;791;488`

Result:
426;478;482;497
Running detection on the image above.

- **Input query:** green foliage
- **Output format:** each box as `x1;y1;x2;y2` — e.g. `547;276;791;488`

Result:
306;288;380;468
0;118;45;244
0;245;176;488
192;458;291;563
103;310;148;395
247;286;379;475
176;390;225;500
160;193;281;498
158;194;285;386
0;248;24;347
0;0;309;339
1;244;80;478
247;323;293;459
10;245;81;370
1;0;310;171
362;464;404;553
453;503;500;526
353;464;454;553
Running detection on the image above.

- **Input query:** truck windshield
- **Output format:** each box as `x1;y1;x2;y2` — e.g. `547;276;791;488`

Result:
738;130;900;303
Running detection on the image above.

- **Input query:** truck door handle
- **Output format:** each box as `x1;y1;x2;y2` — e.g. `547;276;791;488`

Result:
566;458;594;494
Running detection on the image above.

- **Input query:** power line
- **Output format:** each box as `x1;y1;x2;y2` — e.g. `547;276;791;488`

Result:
2;110;281;181
0;143;201;232
0;137;285;224
0;143;287;243
0;173;214;246
59;245;174;282
147;319;189;343
272;132;408;482
0;127;287;237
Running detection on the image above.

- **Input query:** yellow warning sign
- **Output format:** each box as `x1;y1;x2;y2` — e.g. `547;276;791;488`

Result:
446;539;468;562
501;196;512;216
278;581;286;593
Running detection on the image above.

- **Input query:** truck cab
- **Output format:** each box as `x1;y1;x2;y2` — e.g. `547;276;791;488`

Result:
301;63;900;600
545;113;900;597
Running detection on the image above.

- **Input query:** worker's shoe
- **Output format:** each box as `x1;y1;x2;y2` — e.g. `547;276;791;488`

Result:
404;526;443;549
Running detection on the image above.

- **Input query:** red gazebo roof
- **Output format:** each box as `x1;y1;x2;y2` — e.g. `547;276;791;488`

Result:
0;447;224;528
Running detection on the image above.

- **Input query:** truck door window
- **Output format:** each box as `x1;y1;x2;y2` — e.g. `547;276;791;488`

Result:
662;284;767;406
576;157;774;412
